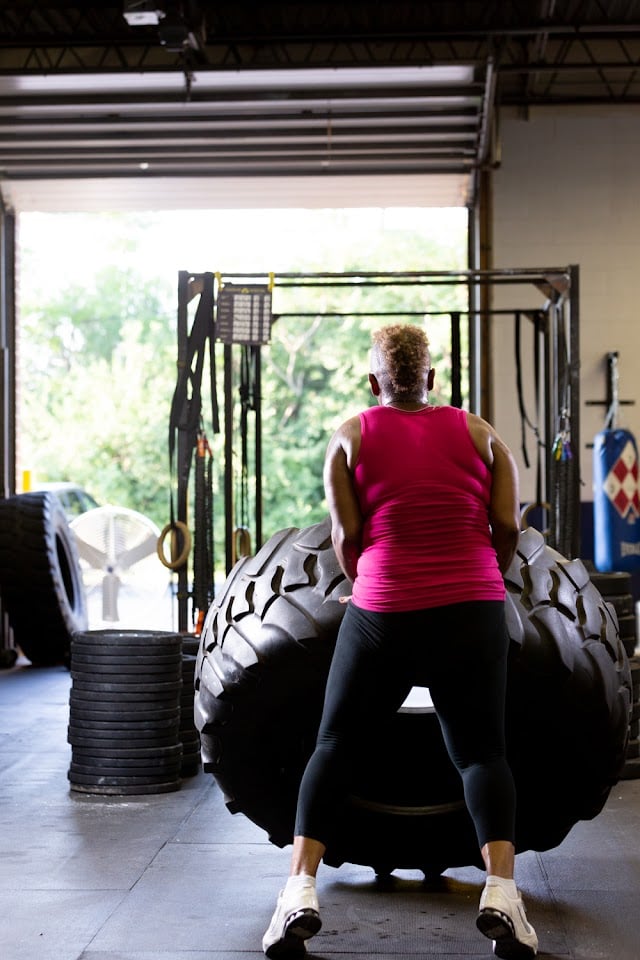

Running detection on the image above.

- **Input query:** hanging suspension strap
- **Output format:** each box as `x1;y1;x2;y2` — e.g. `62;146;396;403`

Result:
233;345;256;564
160;273;219;572
167;274;218;503
604;351;620;431
515;310;541;471
516;310;549;534
192;429;214;633
551;309;574;466
550;305;576;556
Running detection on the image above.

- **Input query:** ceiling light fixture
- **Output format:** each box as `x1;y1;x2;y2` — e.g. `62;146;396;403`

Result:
122;2;166;27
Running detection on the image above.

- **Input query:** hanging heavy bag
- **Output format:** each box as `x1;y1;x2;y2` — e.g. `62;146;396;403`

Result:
593;427;640;572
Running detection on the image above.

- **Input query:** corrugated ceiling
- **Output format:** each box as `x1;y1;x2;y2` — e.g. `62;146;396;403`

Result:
1;1;639;211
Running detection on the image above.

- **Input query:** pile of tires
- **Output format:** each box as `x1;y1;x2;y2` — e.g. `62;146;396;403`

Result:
68;630;183;796
0;492;87;665
621;655;640;779
194;519;632;873
587;569;639;779
180;638;201;777
589;570;637;659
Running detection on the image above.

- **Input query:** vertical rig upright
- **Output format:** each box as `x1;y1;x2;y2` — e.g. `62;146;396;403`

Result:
171;272;270;630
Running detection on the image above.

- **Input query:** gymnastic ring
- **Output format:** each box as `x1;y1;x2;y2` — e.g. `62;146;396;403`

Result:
233;525;252;565
157;520;192;570
520;501;551;538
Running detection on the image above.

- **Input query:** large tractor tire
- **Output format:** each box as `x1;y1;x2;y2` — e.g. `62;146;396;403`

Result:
194;519;632;872
0;492;88;666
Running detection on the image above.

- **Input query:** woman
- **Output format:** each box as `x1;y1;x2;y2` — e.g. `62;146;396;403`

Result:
263;324;538;959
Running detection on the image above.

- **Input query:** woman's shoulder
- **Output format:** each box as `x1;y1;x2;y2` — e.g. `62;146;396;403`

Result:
327;413;362;452
430;404;467;422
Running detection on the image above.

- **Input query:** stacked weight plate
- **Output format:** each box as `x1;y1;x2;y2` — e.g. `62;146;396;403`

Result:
68;630;183;795
589;570;636;658
588;570;639;779
180;639;201;777
621;655;640;780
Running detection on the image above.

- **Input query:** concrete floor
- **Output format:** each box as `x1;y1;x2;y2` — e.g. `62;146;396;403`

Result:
1;659;639;960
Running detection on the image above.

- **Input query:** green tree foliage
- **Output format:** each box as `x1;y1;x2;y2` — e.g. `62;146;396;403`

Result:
19;266;175;527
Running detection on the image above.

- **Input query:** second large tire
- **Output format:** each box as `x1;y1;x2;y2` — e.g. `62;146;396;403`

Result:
0;492;88;665
195;520;632;872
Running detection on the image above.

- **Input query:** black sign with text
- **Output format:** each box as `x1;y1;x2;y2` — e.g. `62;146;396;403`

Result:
216;284;272;344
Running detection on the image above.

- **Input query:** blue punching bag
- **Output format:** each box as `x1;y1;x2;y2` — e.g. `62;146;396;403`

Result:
593;427;640;572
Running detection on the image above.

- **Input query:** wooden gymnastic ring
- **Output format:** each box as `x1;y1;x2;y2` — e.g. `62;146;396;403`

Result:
157;521;192;570
233;525;252;565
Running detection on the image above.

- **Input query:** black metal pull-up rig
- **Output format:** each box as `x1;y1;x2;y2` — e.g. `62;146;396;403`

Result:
168;265;580;632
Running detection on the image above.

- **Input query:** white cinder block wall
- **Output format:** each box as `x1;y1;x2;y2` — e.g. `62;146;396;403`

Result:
491;105;640;546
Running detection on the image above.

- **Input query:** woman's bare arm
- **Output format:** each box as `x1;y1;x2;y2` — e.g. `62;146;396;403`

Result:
323;417;363;582
467;413;520;574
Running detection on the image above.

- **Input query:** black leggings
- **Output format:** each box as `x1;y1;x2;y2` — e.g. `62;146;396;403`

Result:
295;600;516;850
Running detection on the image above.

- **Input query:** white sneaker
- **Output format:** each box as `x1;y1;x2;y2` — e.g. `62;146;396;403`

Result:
476;881;538;959
262;882;322;958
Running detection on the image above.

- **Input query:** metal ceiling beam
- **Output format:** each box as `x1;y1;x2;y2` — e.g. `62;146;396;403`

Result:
0;1;639;80
1;5;640;44
1;38;639;77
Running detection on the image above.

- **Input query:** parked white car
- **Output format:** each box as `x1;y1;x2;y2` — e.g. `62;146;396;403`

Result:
33;482;99;520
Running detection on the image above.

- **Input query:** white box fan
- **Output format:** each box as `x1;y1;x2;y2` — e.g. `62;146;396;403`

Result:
70;505;172;627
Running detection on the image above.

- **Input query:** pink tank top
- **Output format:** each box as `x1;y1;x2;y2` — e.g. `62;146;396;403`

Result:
351;405;505;612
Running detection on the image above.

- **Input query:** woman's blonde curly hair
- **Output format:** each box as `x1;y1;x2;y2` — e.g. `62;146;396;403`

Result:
371;324;431;396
